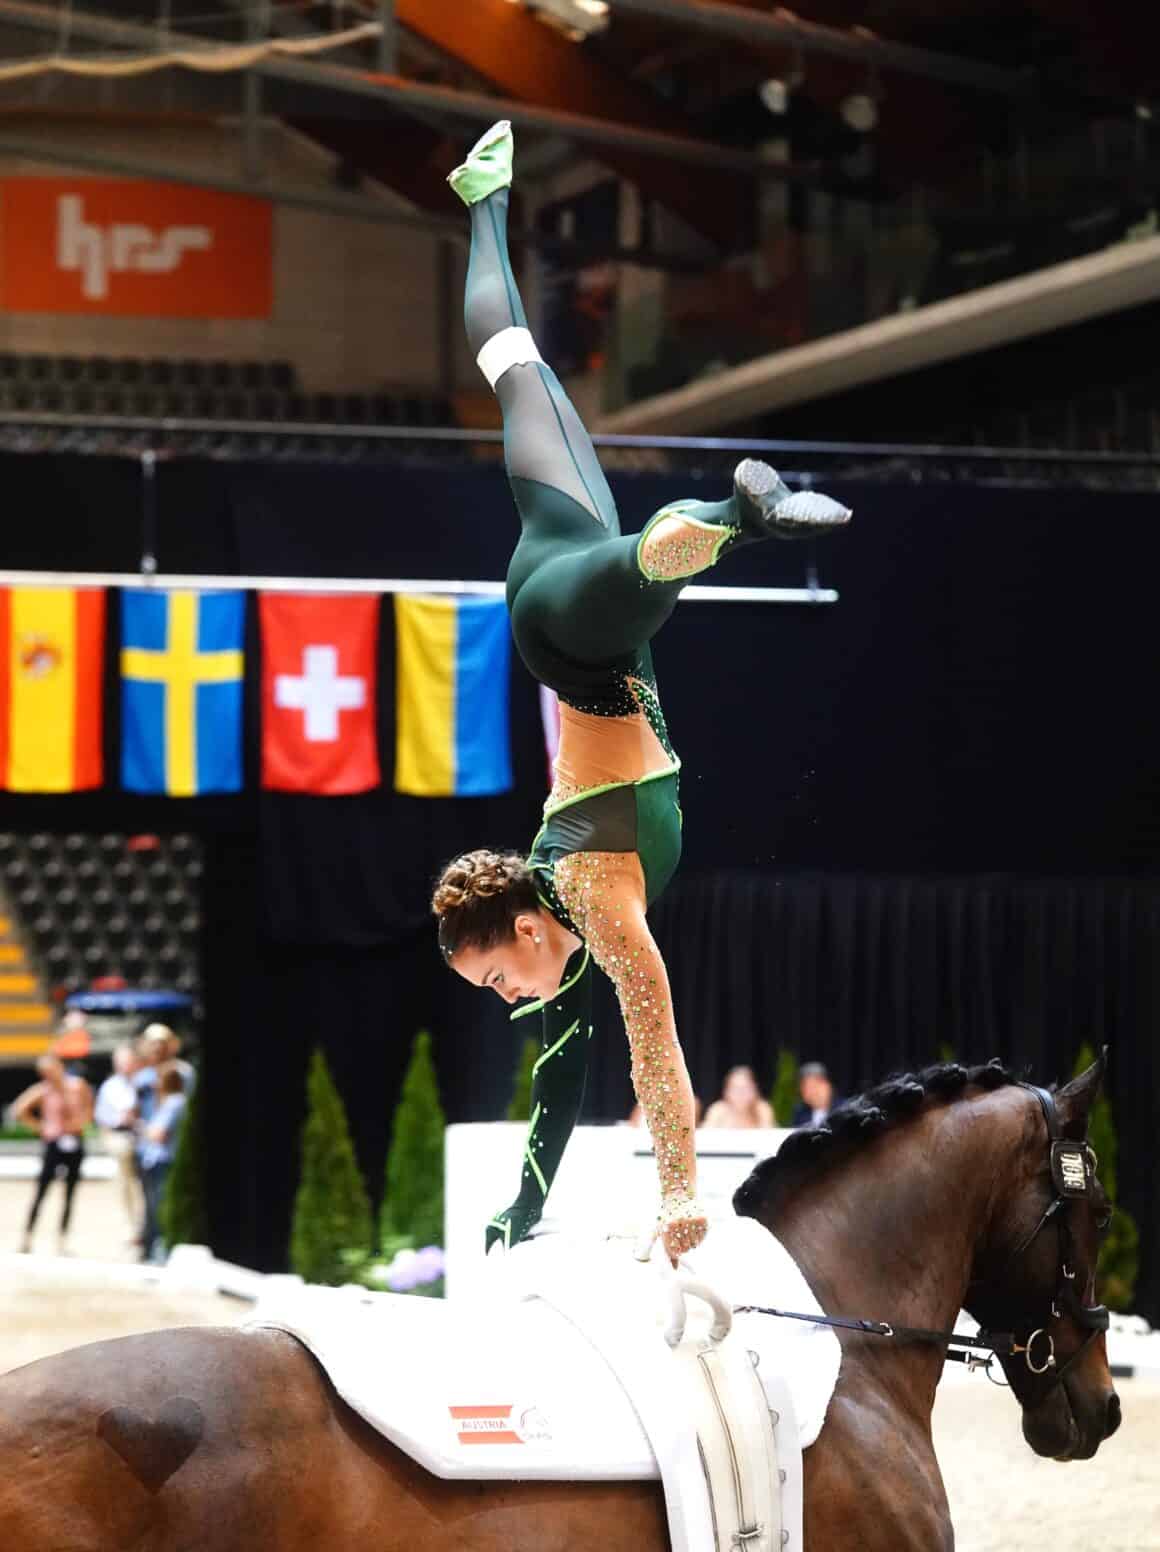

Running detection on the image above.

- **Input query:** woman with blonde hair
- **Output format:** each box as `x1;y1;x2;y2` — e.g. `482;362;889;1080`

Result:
702;1066;776;1130
434;122;849;1263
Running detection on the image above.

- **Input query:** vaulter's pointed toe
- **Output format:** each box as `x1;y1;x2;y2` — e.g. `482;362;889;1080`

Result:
731;458;851;541
448;120;515;206
771;489;853;538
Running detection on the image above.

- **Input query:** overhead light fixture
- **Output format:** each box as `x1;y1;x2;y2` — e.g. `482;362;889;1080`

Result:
526;0;610;39
841;64;882;134
840;91;878;133
759;78;790;116
758;51;803;118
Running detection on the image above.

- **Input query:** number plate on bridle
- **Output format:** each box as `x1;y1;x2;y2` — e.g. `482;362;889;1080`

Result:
1050;1141;1090;1198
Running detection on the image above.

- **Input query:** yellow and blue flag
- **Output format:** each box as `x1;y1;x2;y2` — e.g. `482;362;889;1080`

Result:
395;595;512;797
121;590;245;795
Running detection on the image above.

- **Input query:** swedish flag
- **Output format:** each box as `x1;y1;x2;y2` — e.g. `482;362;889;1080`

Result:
121;591;245;795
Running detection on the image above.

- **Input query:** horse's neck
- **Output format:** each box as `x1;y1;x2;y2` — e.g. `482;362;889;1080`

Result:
770;1102;1011;1362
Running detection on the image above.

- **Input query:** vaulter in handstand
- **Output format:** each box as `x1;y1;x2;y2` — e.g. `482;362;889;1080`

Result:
432;122;850;1264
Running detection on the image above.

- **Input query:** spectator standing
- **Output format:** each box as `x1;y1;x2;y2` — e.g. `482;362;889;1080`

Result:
701;1065;775;1129
11;1054;93;1254
132;1026;172;1249
791;1061;839;1127
139;1066;187;1264
132;1026;172;1129
164;1029;196;1097
94;1042;142;1241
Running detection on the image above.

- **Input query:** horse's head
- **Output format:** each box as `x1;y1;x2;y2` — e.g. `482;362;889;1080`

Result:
966;1054;1120;1461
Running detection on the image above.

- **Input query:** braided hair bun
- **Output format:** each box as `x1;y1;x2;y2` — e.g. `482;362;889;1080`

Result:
432;849;540;957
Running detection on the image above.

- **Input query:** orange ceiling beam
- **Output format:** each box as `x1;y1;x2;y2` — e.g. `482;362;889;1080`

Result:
388;0;751;247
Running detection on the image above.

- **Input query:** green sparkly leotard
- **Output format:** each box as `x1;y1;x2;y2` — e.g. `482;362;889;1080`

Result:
465;186;734;1254
456;130;848;1257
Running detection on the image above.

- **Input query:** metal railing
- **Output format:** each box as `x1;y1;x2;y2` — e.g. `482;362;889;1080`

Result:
0;409;1155;489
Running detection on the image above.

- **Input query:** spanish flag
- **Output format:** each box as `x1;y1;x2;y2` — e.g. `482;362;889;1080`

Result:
0;587;105;792
395;595;512;798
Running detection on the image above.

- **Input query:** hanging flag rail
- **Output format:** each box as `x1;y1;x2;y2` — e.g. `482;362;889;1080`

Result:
0;570;838;607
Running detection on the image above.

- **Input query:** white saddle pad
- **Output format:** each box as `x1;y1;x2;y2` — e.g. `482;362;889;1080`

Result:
250;1216;840;1484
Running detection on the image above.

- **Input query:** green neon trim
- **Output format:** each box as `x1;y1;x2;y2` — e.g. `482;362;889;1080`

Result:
636;508;736;583
524;1102;548;1195
510;946;591;1022
532;1018;581;1077
540;763;681;823
488;1216;513;1249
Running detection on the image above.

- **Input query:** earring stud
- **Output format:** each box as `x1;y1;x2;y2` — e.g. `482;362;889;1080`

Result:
534;935;542;945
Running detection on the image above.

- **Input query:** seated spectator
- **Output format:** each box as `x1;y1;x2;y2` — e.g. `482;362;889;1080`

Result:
94;1042;142;1242
139;1065;187;1264
791;1061;839;1127
701;1065;775;1129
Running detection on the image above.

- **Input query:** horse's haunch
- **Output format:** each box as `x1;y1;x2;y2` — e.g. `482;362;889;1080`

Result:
96;1397;205;1493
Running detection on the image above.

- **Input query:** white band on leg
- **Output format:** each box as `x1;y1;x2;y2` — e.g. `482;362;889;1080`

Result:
477;326;543;389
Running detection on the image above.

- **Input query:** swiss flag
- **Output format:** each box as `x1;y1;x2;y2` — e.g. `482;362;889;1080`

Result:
260;594;380;794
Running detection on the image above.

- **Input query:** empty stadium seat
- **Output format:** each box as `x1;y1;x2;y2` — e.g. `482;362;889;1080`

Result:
0;830;202;1003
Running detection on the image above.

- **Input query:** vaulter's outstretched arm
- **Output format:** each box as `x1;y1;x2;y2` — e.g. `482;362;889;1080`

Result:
554;851;704;1262
485;946;594;1253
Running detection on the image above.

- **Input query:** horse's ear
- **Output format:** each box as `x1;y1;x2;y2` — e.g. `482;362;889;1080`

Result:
1054;1048;1107;1139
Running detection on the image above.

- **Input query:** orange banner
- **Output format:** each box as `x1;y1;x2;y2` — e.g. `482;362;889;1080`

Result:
0;177;272;318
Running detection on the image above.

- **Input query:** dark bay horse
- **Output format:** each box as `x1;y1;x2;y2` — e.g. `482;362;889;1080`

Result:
0;1059;1121;1551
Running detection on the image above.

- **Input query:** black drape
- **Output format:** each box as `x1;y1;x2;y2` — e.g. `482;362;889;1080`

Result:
0;452;1156;1317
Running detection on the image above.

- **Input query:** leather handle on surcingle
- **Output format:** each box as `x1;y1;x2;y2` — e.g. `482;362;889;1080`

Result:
665;1274;733;1349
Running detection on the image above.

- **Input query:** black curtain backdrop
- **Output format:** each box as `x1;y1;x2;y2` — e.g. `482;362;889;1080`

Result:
0;452;1156;1318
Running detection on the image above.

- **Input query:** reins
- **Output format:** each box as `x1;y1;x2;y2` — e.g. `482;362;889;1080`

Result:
736;1081;1109;1386
730;1302;1020;1378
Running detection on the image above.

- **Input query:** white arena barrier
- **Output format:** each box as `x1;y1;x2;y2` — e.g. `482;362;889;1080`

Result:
444;1122;789;1299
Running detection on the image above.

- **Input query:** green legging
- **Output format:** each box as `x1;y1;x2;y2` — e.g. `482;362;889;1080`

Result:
466;187;742;717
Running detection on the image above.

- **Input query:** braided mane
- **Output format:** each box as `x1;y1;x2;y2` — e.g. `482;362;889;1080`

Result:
734;1060;1019;1218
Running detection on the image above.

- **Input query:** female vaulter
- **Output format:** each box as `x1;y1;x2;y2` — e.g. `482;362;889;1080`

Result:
432;123;850;1263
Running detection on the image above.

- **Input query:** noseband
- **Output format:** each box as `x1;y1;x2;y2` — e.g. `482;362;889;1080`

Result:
736;1080;1110;1387
992;1084;1110;1388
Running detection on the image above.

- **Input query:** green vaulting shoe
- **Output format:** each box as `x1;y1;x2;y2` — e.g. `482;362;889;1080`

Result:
448;120;514;207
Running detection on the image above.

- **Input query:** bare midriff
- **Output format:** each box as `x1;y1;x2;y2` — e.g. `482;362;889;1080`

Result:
549;696;675;808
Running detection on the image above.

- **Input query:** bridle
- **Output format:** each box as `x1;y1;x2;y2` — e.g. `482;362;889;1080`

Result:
973;1083;1109;1390
736;1080;1110;1386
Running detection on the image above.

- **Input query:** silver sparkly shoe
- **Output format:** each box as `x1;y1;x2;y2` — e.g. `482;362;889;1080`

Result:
733;458;852;541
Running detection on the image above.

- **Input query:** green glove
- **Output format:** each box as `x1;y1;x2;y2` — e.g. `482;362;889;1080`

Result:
483;946;593;1253
485;1198;542;1254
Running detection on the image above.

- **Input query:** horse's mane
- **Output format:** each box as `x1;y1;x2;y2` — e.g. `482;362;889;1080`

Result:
734;1060;1019;1218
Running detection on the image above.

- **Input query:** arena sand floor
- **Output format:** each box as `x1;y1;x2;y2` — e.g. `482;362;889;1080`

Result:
0;1177;1155;1552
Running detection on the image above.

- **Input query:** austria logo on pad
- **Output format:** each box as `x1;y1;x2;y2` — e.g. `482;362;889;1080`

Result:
449;1404;553;1446
449;1405;523;1445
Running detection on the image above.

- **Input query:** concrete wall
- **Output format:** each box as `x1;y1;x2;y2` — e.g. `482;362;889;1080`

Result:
0;119;477;394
